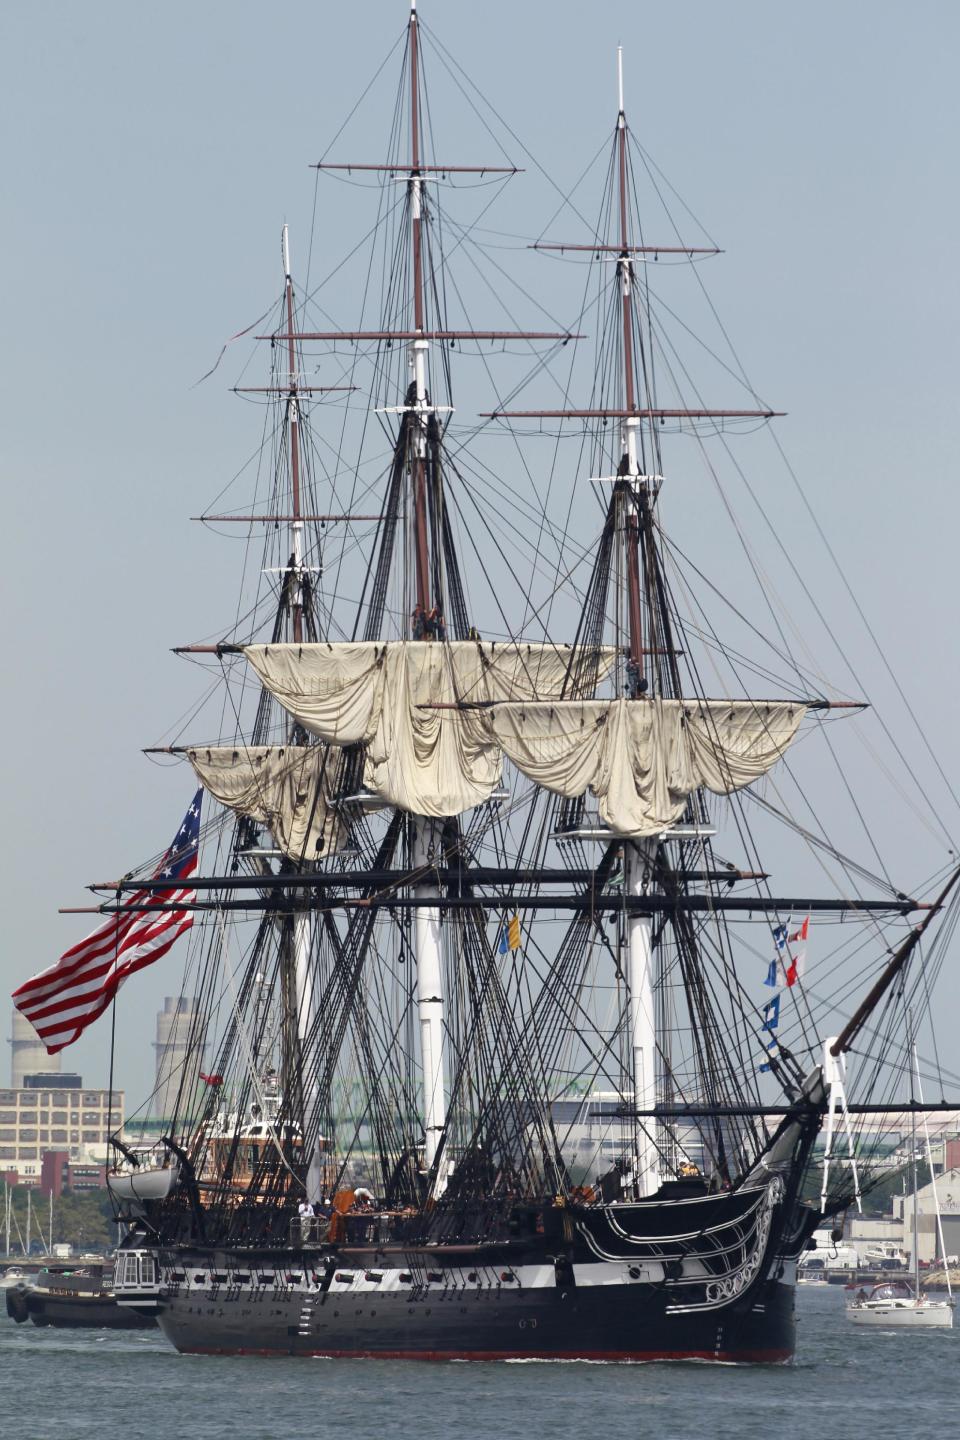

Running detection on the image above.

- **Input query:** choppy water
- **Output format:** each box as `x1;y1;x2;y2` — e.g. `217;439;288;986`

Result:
2;1285;956;1440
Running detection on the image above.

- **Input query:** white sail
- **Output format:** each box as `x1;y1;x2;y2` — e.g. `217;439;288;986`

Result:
186;744;347;859
489;698;807;835
242;640;615;817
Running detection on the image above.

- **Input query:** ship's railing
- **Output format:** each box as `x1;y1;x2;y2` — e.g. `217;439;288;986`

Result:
292;1215;331;1248
290;1211;413;1248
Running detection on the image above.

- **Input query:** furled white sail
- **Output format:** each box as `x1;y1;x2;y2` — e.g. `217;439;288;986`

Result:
242;641;615;817
186;745;347;859
489;698;807;835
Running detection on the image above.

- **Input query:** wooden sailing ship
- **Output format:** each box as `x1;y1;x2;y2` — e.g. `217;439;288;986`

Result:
86;3;960;1360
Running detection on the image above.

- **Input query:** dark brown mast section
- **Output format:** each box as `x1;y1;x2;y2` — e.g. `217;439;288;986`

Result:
408;1;432;618
615;69;646;685
282;228;305;644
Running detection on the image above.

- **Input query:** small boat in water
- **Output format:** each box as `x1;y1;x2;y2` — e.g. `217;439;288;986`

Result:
0;1265;34;1292
847;1031;953;1331
5;1265;156;1330
847;1279;953;1329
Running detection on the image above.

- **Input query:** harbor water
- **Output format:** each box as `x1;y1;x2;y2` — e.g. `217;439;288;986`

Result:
2;1285;955;1440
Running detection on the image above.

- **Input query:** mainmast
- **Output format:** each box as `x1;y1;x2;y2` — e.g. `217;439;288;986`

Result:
615;46;646;693
407;1;446;1190
255;6;578;1199
282;226;320;1199
614;50;659;1198
408;1;433;622
282;224;305;645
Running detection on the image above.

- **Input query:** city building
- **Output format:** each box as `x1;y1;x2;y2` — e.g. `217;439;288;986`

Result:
39;1151;107;1196
0;1079;124;1184
894;1166;960;1264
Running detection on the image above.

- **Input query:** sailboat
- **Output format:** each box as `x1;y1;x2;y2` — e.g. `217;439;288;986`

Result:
35;3;957;1362
847;1035;954;1329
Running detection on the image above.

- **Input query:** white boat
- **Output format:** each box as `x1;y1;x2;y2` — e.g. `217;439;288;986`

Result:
847;1031;953;1330
107;1153;180;1205
0;1266;34;1292
847;1280;953;1328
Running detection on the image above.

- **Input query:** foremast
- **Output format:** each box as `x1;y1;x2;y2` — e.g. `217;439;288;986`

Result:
408;0;446;1191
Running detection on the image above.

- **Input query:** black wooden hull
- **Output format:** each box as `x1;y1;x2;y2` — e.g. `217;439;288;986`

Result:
126;1180;815;1363
155;1267;796;1362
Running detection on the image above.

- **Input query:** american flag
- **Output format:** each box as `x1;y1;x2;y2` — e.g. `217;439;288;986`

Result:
13;791;202;1054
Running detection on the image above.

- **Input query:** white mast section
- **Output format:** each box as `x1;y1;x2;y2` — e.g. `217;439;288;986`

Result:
414;819;446;1190
626;841;659;1196
294;910;323;1202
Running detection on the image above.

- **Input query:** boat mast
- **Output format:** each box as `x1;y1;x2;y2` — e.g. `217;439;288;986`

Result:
910;1020;920;1296
914;1037;952;1299
408;1;447;1191
409;0;432;619
282;224;305;646
282;226;321;1199
262;5;573;1198
616;47;660;1199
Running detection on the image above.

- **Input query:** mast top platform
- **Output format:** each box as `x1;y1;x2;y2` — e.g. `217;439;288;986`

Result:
258;330;583;343
482;408;784;420
531;243;721;256
313;163;521;175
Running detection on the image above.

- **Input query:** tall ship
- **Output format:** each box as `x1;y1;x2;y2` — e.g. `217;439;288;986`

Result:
25;4;959;1361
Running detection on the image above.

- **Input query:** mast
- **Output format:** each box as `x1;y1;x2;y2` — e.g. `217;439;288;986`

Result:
914;1038;952;1300
281;224;305;646
409;0;432;621
408;2;446;1190
910;1021;920;1297
281;225;321;1199
616;48;659;1198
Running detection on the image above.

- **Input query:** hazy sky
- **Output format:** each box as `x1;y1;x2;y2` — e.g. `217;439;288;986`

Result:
3;1;960;1102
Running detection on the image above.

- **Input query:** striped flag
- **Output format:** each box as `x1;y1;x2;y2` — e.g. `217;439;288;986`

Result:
498;913;522;954
12;792;202;1054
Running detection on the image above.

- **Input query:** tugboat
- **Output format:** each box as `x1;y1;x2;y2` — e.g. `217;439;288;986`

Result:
7;1264;156;1330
